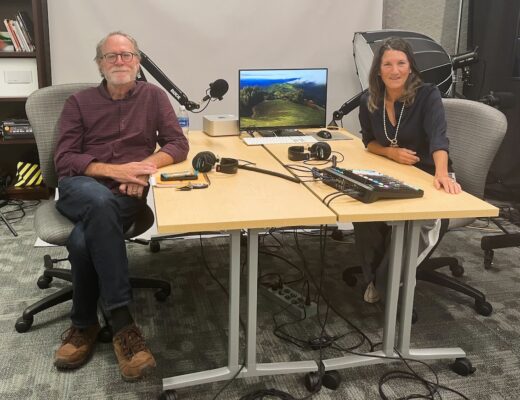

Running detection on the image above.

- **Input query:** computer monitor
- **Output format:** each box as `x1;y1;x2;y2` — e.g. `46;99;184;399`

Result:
239;68;328;132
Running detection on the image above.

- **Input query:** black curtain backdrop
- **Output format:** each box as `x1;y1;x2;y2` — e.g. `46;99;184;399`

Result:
464;0;520;202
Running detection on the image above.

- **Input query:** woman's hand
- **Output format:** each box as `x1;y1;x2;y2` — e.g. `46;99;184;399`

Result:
387;147;420;165
434;174;461;194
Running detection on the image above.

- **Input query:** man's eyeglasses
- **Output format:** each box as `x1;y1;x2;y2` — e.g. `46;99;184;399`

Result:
101;52;137;64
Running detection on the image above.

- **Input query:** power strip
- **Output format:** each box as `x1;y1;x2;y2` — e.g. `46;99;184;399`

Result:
259;284;317;319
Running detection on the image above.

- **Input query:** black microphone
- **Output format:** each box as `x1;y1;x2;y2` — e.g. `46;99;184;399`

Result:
202;79;229;101
479;91;516;110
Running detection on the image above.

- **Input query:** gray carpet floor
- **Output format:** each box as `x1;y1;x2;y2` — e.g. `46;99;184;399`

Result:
1;201;520;400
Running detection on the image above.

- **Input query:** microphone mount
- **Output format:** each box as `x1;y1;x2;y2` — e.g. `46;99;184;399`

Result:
328;90;366;127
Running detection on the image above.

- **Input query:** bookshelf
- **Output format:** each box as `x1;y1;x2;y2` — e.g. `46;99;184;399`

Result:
0;0;51;200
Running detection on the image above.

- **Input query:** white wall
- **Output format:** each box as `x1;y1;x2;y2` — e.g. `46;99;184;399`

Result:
47;0;382;132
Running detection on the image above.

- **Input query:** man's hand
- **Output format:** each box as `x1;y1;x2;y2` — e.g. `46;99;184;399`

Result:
434;174;462;194
110;162;157;185
119;174;149;198
387;147;420;165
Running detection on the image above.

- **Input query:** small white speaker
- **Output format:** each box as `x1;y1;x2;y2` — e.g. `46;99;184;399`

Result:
203;114;239;136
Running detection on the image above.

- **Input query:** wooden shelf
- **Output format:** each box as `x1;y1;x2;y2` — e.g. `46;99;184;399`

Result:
0;137;36;145
6;184;49;200
0;97;28;103
0;52;36;58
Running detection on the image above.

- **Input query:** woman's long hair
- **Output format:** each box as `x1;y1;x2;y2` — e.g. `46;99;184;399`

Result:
367;37;423;112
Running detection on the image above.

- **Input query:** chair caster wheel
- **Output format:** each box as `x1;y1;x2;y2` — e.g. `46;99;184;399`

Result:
150;241;160;253
159;389;178;400
483;249;494;269
451;357;476;376
37;275;52;289
450;263;464;277
15;315;33;333
475;300;493;316
304;370;341;392
44;254;54;269
98;326;113;343
322;370;341;390
155;289;170;302
342;270;357;287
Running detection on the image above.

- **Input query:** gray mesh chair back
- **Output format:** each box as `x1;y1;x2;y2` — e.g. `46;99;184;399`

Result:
442;98;507;228
26;83;97;189
443;98;507;199
26;84;97;245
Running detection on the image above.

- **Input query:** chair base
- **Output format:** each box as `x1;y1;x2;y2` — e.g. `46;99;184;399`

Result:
417;257;493;316
15;254;172;333
481;233;520;269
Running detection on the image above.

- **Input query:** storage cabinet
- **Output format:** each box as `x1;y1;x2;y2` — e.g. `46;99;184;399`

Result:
0;0;51;199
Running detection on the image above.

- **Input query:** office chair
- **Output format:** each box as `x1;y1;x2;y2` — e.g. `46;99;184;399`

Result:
343;98;507;317
15;83;171;334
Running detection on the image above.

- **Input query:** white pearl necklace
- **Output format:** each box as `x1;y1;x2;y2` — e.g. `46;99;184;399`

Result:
383;91;405;148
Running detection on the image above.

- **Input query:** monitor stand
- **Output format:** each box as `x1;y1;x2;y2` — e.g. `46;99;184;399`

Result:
258;129;304;137
0;201;17;237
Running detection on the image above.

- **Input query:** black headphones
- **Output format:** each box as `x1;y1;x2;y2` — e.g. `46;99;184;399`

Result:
192;151;238;174
288;142;331;161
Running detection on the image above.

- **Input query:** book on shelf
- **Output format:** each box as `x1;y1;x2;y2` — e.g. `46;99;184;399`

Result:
17;12;35;49
2;11;35;52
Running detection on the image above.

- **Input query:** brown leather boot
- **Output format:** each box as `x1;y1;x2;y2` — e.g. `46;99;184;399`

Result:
54;322;100;369
112;324;156;381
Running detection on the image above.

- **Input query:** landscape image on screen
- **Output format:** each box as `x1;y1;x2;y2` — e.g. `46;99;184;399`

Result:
239;69;327;130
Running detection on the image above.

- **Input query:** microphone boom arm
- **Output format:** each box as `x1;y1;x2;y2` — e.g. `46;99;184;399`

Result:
138;51;200;111
328;89;366;126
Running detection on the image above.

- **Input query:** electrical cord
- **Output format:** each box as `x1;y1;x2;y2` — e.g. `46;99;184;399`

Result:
302;151;345;166
292;227;376;351
0;199;40;224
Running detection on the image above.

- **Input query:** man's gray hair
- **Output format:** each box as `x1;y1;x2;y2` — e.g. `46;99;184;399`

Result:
94;31;141;61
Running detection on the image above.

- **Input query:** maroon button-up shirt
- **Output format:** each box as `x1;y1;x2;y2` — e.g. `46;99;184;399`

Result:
54;80;189;190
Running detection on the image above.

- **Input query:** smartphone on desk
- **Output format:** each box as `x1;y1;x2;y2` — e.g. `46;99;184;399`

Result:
160;170;198;181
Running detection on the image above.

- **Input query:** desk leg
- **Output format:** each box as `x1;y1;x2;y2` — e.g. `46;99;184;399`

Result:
397;220;465;361
322;221;405;371
241;229;318;377
162;230;242;390
382;221;405;356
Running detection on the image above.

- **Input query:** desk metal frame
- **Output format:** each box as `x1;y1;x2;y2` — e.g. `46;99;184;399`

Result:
162;220;466;393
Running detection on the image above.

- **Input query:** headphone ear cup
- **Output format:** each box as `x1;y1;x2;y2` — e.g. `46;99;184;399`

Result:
192;151;217;172
288;146;307;161
310;142;331;160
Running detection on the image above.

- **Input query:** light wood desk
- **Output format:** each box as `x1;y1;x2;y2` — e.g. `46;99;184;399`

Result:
264;129;498;375
152;132;336;393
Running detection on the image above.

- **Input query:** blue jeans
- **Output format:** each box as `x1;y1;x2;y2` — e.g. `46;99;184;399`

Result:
56;176;146;328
